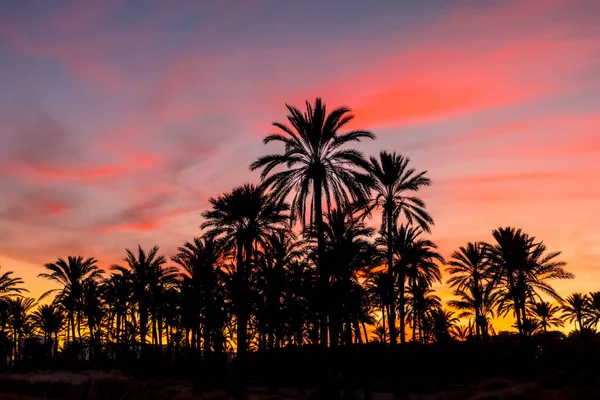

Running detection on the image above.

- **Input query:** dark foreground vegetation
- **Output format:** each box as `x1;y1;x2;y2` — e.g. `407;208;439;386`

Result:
3;335;600;399
1;98;598;398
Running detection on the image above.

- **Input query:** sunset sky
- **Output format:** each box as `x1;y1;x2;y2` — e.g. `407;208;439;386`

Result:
1;0;599;331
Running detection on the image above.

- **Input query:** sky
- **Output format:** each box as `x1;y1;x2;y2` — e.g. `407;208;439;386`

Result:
1;0;599;331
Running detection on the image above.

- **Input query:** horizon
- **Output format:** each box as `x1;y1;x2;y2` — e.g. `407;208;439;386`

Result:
1;0;600;335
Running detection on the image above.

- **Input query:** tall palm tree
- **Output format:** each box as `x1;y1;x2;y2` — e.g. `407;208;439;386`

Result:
366;151;433;345
528;301;564;333
81;279;105;358
253;231;304;349
201;184;289;357
8;297;36;363
562;293;588;332
31;303;64;357
448;284;496;340
148;263;179;349
172;236;225;355
321;208;376;346
38;256;103;344
112;246;166;357
405;279;441;343
386;225;443;343
489;227;573;337
447;242;492;341
250;98;375;346
0;266;26;340
364;270;392;343
585;291;600;331
101;272;132;353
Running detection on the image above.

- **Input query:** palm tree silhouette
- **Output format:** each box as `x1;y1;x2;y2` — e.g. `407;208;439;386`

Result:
364;270;392;343
0;266;26;302
82;279;104;358
447;242;493;341
321;208;376;346
430;308;459;343
365;151;432;345
172;236;225;355
38;256;102;346
201;184;289;358
101;272;132;355
250;98;375;346
406;279;441;343
112;246;167;357
386;225;443;343
562;293;589;332
31;303;63;357
8;297;36;364
489;227;572;337
585;291;600;330
451;324;471;341
253;231;304;349
528;301;564;333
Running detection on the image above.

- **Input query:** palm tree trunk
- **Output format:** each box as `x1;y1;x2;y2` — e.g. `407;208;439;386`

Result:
314;178;328;348
353;320;362;344
237;240;248;355
381;303;386;342
71;312;76;344
361;322;369;344
139;303;148;357
513;298;523;336
203;315;211;357
386;208;397;345
399;273;407;343
152;317;158;347
475;313;481;341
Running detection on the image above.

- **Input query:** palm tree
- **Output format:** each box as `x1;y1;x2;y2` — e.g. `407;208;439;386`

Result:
282;259;315;346
387;225;443;343
112;246;166;357
528;301;564;333
101;272;132;354
430;308;459;343
172;236;225;355
321;208;376;346
562;293;588;332
201;184;289;357
31;303;64;357
447;242;493;341
148;263;179;349
0;266;26;343
451;324;471;341
0;265;26;302
585;291;600;331
250;98;375;346
38;256;103;345
81;279;105;358
489;227;573;337
8;297;36;363
253;231;304;349
364;270;392;343
366;151;433;345
448;284;496;340
405;279;441;343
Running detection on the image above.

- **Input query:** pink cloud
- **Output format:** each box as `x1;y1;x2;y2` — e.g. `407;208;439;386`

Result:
7;151;163;183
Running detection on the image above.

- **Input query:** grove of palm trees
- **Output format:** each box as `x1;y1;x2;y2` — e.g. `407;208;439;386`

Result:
1;99;599;398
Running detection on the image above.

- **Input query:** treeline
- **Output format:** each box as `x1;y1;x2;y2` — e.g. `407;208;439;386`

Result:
0;98;593;371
